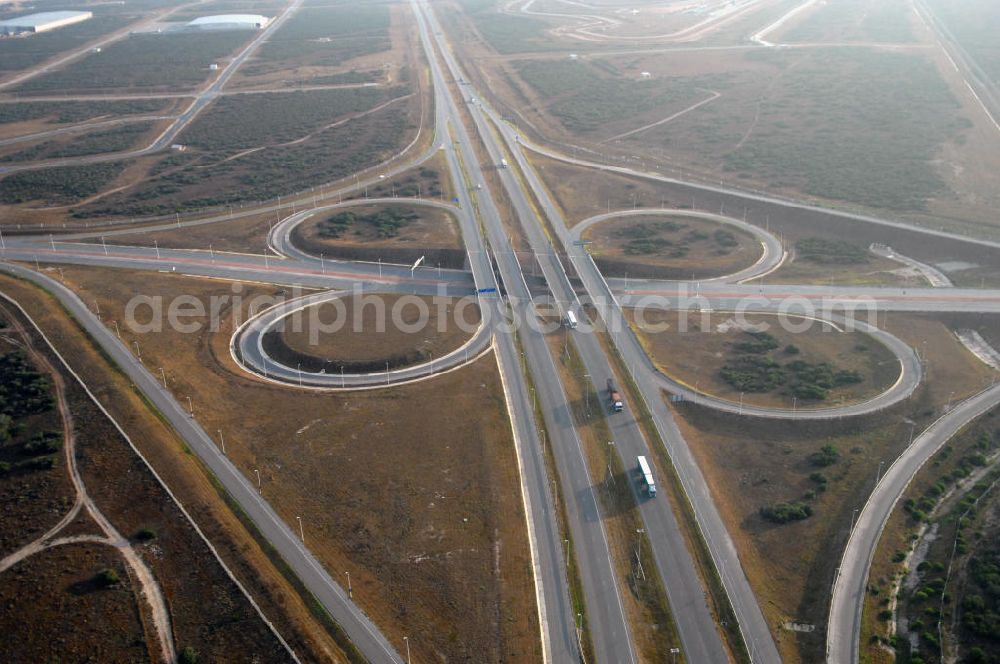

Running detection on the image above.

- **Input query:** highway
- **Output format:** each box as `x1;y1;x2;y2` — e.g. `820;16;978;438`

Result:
3;0;1000;659
827;381;1000;664
421;2;745;661
471;61;785;661
414;1;630;658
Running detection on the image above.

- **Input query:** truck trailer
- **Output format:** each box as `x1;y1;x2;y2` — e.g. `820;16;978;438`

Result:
637;455;656;497
607;378;623;412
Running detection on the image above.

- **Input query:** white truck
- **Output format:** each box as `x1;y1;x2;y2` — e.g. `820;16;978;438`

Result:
637;456;657;497
500;158;508;169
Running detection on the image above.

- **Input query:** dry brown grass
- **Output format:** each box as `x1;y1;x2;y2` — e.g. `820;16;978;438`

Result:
0;543;150;661
762;253;927;287
278;293;478;366
629;310;900;409
0;280;291;662
582;213;763;280
56;265;543;663
294;203;461;254
0;271;355;663
667;311;997;663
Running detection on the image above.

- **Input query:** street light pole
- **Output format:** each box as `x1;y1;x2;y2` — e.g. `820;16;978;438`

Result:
158;367;167;388
403;636;411;664
217;429;226;454
186;396;194;417
254;469;261;494
345;571;352;599
296;516;304;543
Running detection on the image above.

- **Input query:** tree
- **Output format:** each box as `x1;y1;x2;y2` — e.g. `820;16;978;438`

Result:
96;568;119;587
810;445;840;467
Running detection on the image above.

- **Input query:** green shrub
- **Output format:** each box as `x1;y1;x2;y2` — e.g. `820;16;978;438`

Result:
810;445;841;467
760;502;813;524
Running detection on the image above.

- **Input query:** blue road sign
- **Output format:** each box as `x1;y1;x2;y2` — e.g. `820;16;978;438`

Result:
478;287;498;294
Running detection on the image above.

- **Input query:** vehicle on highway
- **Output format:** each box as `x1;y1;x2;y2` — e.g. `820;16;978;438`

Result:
637;455;656;498
564;310;578;329
500;158;508;168
607;378;623;413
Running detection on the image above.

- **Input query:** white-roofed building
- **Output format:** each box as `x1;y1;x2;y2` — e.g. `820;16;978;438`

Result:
0;10;93;36
186;14;271;31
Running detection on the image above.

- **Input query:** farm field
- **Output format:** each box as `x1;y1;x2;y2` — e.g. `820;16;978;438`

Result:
629;310;900;409
582;213;762;280
56;266;543;664
267;293;479;374
0;99;182;140
0;161;128;206
13;31;255;95
62;86;417;218
236;2;392;87
0;12;134;75
669;313;997;663
0;120;164;163
777;0;916;44
292;202;464;268
0;291;290;663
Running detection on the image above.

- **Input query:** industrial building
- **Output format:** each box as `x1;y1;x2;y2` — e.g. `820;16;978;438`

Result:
0;10;93;36
185;14;271;31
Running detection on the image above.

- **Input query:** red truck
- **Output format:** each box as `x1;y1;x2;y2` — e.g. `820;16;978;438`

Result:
607;378;624;413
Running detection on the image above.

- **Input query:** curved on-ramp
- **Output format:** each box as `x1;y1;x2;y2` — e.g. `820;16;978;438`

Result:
570;207;787;285
229;287;494;390
827;381;1000;663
